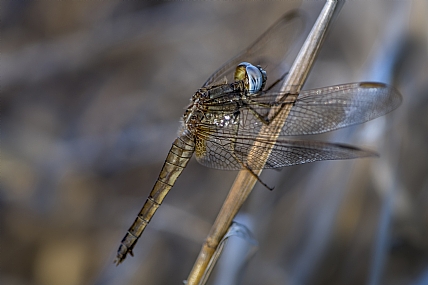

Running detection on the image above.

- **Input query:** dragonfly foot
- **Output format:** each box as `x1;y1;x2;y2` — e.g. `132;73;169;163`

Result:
259;179;274;191
244;164;274;190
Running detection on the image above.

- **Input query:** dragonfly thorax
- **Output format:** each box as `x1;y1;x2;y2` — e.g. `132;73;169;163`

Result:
183;62;268;135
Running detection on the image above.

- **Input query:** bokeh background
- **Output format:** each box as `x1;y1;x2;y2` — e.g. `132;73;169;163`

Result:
2;1;428;285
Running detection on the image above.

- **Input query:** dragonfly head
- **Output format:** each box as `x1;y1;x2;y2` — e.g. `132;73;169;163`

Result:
234;62;267;94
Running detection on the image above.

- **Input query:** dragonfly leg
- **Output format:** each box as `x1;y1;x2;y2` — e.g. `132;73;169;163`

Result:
243;163;274;191
245;91;298;127
234;148;275;190
218;110;274;190
229;140;274;191
246;105;273;125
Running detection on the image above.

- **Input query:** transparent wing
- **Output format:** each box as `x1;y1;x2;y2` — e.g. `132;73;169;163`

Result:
195;136;376;171
193;82;401;170
202;10;305;92
269;82;401;136
221;82;402;138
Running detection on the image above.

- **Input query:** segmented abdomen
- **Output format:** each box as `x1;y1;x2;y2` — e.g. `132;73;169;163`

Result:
115;134;195;264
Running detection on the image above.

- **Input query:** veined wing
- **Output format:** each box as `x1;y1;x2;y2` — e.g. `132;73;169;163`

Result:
193;82;401;170
257;82;402;136
195;135;376;171
199;82;401;141
203;10;305;91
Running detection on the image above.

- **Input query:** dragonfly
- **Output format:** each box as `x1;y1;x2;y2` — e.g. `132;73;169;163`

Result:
115;10;402;264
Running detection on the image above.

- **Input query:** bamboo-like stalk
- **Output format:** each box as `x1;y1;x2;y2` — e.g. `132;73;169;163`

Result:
185;1;345;284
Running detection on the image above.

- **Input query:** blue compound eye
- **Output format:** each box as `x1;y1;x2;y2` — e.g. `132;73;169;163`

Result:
234;62;267;94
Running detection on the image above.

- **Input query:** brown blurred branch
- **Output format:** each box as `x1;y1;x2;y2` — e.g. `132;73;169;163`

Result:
185;1;345;284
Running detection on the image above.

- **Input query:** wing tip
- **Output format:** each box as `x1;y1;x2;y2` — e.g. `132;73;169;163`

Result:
359;82;387;88
359;81;403;111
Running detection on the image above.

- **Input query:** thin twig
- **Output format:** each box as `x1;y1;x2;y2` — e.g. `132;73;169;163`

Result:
185;1;345;284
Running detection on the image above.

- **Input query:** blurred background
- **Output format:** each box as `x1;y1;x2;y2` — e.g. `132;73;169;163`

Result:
1;1;427;285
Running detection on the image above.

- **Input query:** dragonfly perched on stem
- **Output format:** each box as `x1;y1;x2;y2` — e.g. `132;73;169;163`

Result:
115;10;402;265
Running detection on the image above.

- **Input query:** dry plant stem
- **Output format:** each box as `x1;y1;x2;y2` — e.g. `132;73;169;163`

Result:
186;1;343;284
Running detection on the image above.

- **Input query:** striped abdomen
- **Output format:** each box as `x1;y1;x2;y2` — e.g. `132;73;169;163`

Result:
115;134;195;264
